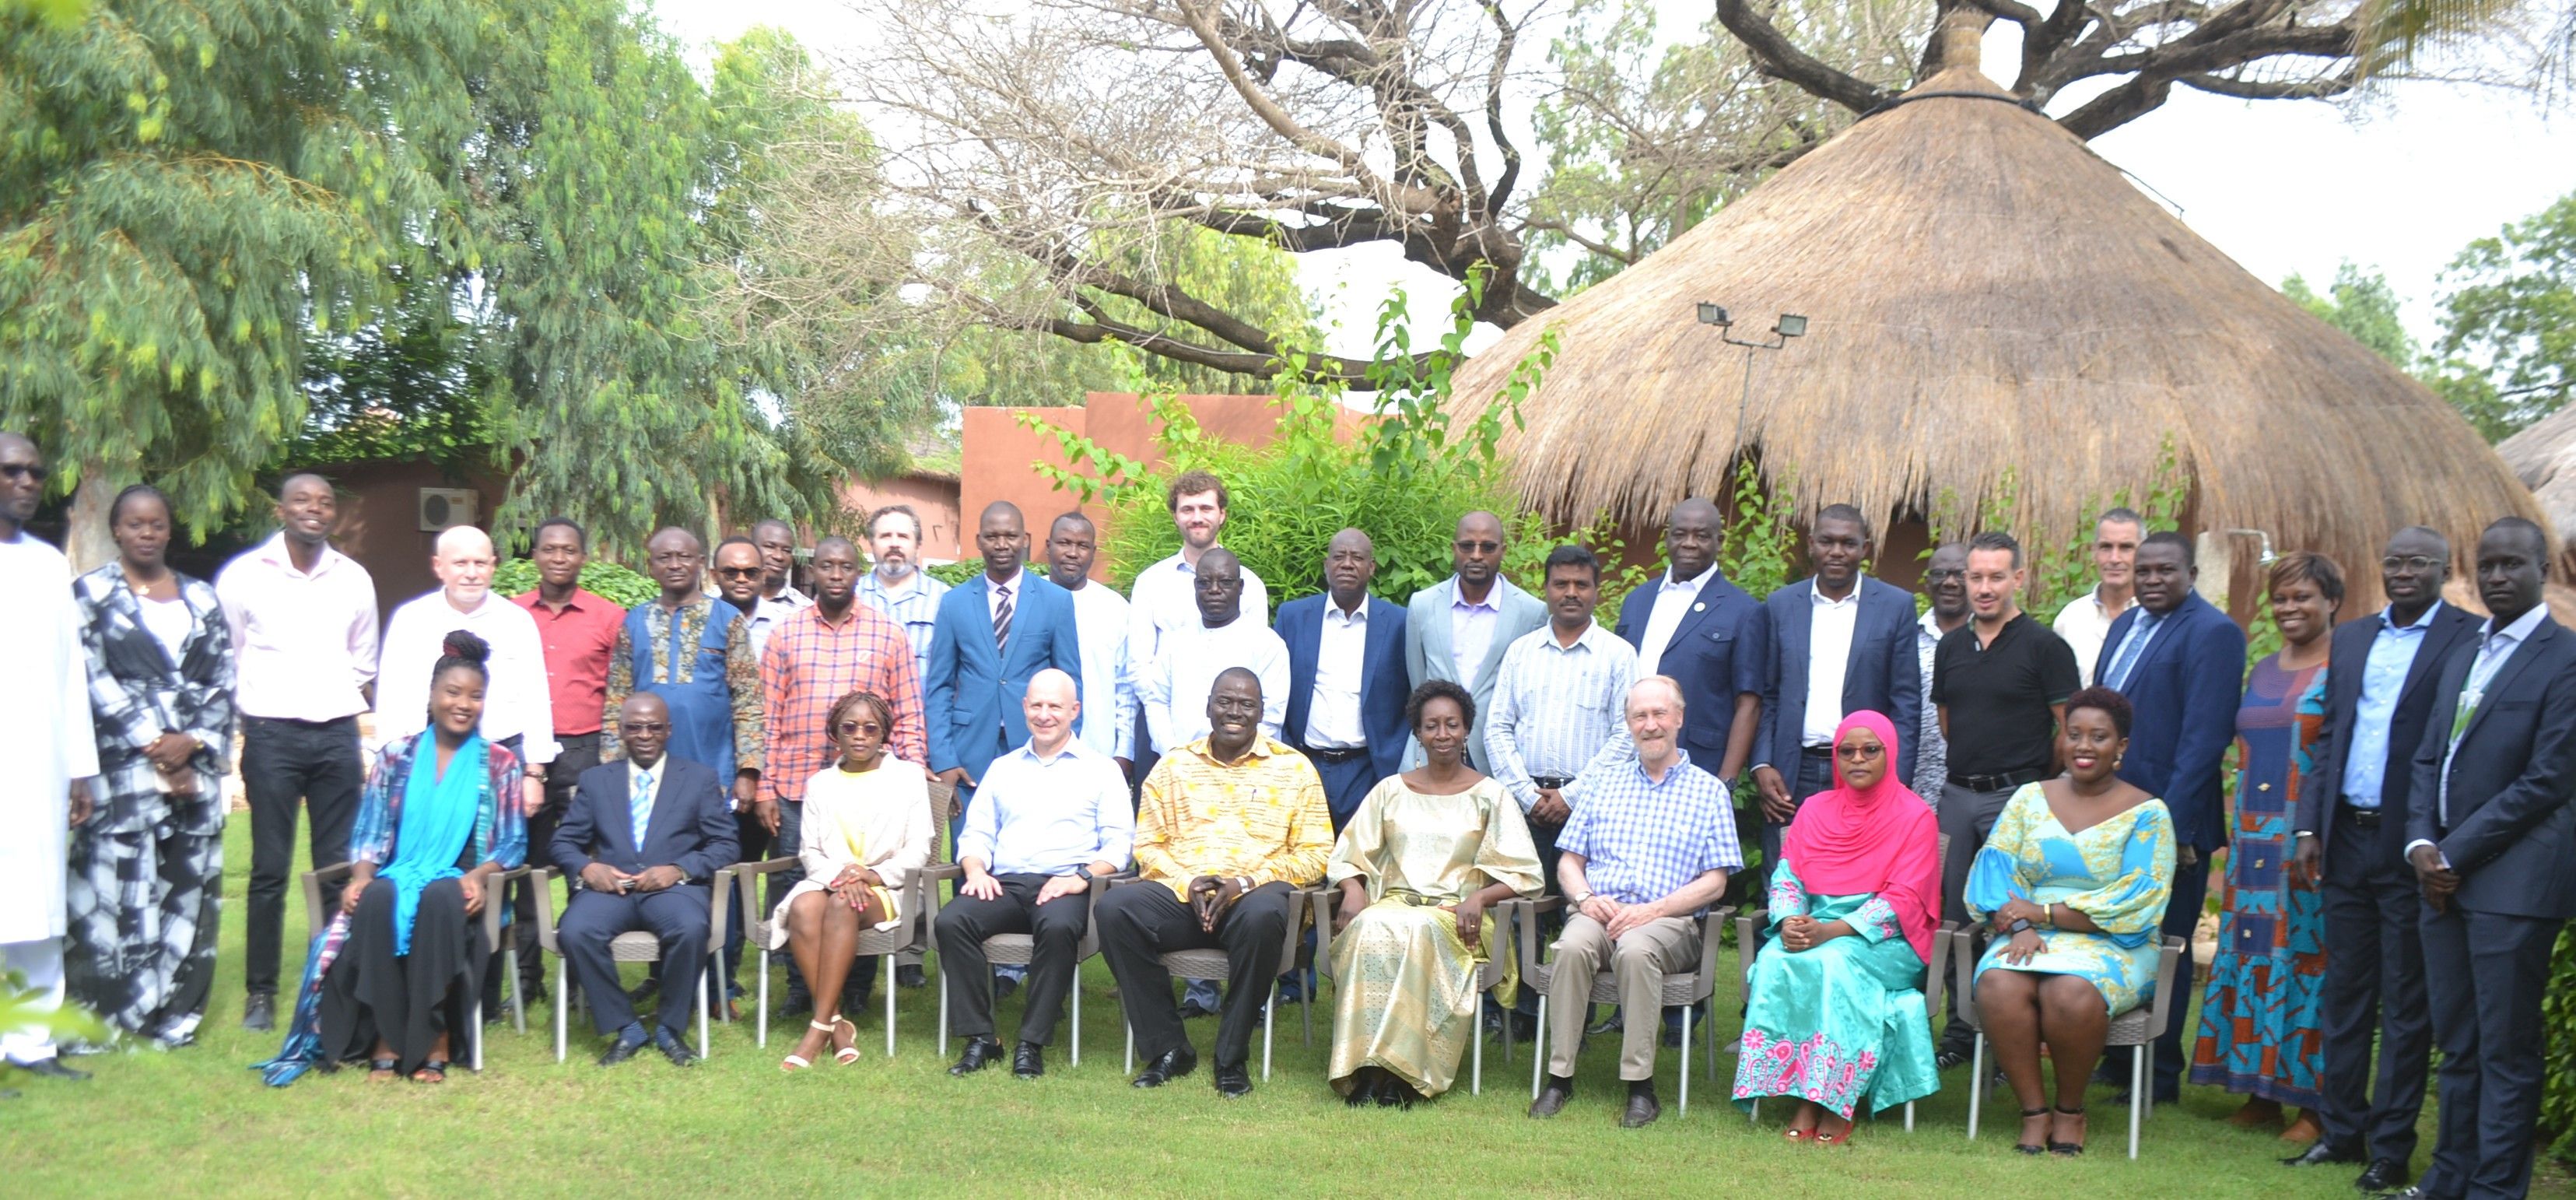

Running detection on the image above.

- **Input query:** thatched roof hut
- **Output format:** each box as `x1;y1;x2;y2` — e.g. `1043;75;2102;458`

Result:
2497;406;2576;563
1449;32;2539;597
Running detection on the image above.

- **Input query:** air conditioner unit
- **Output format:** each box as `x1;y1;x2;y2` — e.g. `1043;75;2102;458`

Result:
417;488;478;532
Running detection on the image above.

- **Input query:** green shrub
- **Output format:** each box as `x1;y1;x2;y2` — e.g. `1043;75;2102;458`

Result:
492;557;660;607
924;560;983;588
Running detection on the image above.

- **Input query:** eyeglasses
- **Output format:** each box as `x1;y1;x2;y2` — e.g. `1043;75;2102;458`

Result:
0;462;46;482
1835;743;1885;760
1923;568;1964;582
1453;540;1501;554
715;566;762;579
2381;556;2441;573
836;721;882;735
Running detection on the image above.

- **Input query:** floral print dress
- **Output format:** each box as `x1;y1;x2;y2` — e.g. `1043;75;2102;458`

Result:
1731;859;1941;1119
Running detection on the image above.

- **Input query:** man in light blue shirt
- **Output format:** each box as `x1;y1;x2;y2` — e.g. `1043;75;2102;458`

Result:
935;669;1132;1079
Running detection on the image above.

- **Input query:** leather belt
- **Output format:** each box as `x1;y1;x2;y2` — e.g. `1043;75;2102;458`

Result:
2339;804;2382;828
1302;745;1368;764
1800;745;1835;759
1531;775;1572;790
1948;768;2045;793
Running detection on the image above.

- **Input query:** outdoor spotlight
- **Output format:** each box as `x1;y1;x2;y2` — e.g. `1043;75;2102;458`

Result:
1775;314;1808;339
1696;302;1731;328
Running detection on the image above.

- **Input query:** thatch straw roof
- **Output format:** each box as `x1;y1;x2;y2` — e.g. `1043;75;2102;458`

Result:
2497;406;2576;555
1448;47;2540;587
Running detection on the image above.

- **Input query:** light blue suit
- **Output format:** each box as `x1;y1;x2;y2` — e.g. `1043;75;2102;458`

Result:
924;572;1085;786
1404;575;1547;771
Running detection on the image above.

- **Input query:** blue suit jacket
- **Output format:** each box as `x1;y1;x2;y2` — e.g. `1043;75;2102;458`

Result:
1754;577;1921;784
1275;593;1410;784
924;572;1084;781
2406;615;2576;920
2097;591;2247;851
1612;569;1767;770
552;756;738;882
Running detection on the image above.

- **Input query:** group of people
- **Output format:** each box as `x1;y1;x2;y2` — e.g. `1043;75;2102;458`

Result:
4;430;2570;1196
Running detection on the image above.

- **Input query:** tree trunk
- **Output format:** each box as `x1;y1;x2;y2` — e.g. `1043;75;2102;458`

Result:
65;468;117;574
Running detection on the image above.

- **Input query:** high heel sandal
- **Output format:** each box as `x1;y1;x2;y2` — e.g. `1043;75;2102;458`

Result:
782;1019;836;1072
2049;1106;2087;1156
1814;1121;1852;1146
829;1016;860;1065
2014;1107;2051;1155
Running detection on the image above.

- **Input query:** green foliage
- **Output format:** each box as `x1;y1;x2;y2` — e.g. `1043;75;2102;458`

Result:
0;970;104;1063
2544;928;2576;1157
2434;191;2576;440
924;560;984;588
492;557;659;608
2283;265;2421;367
1922;437;2191;618
1022;275;1557;617
1719;460;1802;601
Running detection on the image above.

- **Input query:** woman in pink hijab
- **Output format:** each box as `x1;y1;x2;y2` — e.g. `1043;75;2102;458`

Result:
1731;710;1942;1145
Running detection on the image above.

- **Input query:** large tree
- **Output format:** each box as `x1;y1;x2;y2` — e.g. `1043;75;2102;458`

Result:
2432;189;2576;440
839;0;2551;383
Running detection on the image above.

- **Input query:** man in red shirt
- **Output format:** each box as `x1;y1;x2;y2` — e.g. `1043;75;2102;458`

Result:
510;517;625;1001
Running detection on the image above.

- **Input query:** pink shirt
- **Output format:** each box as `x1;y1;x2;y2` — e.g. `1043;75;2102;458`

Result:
214;532;379;721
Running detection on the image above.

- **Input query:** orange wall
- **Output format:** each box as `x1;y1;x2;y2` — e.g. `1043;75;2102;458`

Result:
306;459;513;625
839;475;965;563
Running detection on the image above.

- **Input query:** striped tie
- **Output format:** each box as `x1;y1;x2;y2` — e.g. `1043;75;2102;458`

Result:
631;768;656;852
993;581;1013;654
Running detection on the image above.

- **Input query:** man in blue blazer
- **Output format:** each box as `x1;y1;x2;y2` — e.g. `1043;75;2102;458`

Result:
925;502;1085;823
1405;511;1547;771
2094;530;2247;1104
1750;504;1920;876
553;693;740;1068
1276;528;1409;830
2401;518;2576;1200
1612;497;1765;788
2285;527;2476;1187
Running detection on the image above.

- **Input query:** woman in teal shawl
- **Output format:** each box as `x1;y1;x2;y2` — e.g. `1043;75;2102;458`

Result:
257;631;525;1085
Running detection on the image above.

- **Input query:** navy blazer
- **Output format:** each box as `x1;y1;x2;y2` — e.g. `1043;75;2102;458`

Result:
2296;602;2480;869
925;572;1085;781
2097;591;2248;851
552;756;738;883
1613;569;1767;770
1754;577;1921;784
2405;615;2576;920
1275;593;1411;784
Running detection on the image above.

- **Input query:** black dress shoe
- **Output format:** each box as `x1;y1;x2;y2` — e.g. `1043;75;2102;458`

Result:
895;964;927;989
2367;1187;2427;1200
1214;1063;1253;1099
597;1036;647;1067
1131;1045;1197;1088
1620;1083;1661;1128
240;991;275;1032
2353;1160;2412;1193
18;1058;89;1081
653;1028;699;1068
2283;1142;2367;1167
949;1037;1004;1076
1012;1042;1044;1079
1529;1075;1575;1118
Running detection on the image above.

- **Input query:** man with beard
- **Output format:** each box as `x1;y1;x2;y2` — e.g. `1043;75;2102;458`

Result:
1405;511;1545;772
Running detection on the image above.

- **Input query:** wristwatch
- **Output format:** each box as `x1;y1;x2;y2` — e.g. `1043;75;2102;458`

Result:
1571;890;1594;907
1073;865;1094;883
2006;918;2035;935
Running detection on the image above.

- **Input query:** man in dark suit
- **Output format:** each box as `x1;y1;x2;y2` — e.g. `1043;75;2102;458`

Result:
2094;529;2246;1104
1612;496;1765;789
1750;504;1920;882
2395;518;2576;1200
552;693;739;1067
1275;528;1408;831
925;501;1085;825
2285;527;2476;1189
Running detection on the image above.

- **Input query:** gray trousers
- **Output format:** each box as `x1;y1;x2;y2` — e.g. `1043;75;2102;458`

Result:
1936;782;2018;1042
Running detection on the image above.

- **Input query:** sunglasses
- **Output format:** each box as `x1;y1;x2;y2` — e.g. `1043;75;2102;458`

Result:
715;566;762;579
1836;743;1885;760
836;721;884;735
623;721;671;735
0;462;47;482
1453;540;1500;553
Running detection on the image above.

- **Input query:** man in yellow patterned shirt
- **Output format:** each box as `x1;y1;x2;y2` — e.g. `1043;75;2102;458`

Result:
1099;668;1330;1099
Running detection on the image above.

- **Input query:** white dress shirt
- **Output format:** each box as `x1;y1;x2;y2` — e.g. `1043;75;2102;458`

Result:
746;585;811;665
215;532;379;721
1064;580;1135;759
1304;598;1370;749
1635;567;1712;677
1127;550;1271;678
1800;586;1863;747
376;590;559;765
2052;584;2133;688
956;737;1136;875
1141;616;1290;753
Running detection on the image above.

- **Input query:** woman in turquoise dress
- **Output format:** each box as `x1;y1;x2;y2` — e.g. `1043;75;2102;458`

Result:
1733;710;1942;1144
2190;553;2337;1141
1968;686;2177;1156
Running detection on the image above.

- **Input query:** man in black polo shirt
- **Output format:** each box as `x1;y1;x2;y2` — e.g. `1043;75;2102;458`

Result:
1929;530;2080;1068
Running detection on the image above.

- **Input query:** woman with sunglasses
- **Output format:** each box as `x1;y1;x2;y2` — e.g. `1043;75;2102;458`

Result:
763;689;931;1070
1733;711;1943;1144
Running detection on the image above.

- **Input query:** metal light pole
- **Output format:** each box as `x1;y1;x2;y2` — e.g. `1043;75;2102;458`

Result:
1696;303;1807;468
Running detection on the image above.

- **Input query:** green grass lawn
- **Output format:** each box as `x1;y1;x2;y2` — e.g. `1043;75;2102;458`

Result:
3;813;2567;1198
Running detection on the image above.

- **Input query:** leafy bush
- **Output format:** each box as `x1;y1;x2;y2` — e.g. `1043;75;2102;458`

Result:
492;557;660;607
924;560;983;588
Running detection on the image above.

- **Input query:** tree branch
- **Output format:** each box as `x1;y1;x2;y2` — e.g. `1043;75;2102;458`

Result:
1715;0;1903;114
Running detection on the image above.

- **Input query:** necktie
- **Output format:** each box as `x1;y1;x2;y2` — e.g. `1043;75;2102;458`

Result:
2104;612;2163;691
631;768;656;852
993;581;1014;654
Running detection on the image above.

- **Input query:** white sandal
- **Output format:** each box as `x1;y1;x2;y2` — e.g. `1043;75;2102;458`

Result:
829;1015;861;1065
782;1019;837;1072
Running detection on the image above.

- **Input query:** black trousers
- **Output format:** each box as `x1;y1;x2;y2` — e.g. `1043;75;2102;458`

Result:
512;732;600;991
2419;902;2560;1200
321;878;487;1075
1935;783;2018;1051
2315;814;2432;1163
1098;882;1295;1068
2150;851;2213;1097
935;875;1089;1045
241;715;365;996
559;884;713;1038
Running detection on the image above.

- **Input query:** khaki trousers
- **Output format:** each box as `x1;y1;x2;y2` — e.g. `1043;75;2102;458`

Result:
1545;912;1698;1081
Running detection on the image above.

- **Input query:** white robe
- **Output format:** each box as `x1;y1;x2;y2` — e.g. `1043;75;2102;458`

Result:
0;534;100;943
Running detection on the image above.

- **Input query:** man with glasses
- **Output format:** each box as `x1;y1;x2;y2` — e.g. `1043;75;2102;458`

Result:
1405;511;1546;772
760;535;927;1016
1912;543;1971;805
710;535;768;620
605;527;768;1006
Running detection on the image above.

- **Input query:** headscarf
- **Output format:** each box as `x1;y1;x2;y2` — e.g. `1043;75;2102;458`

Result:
1779;710;1941;965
